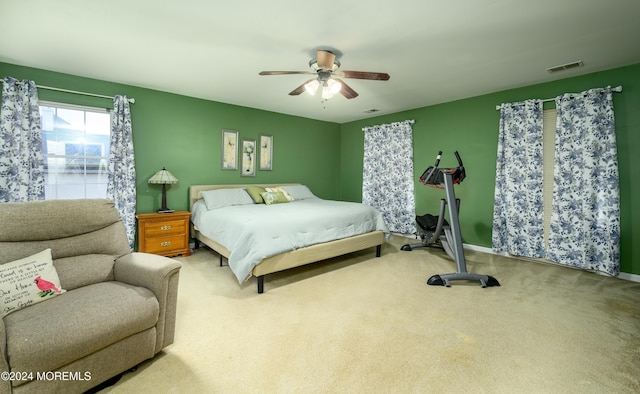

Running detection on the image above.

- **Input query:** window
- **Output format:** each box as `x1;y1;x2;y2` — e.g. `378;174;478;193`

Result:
542;108;557;248
39;101;111;199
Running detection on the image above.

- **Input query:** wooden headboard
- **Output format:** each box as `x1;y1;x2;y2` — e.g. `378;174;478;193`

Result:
189;184;299;210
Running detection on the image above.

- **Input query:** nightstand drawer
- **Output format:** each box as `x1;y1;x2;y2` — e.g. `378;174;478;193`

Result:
144;234;187;255
136;211;191;257
144;219;188;237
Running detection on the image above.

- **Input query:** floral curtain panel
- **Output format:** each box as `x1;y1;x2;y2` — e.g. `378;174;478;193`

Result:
0;77;45;202
107;96;137;250
547;87;620;275
493;87;620;276
492;100;545;258
362;119;415;234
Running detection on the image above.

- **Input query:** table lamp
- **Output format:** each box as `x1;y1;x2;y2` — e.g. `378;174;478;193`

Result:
148;167;179;213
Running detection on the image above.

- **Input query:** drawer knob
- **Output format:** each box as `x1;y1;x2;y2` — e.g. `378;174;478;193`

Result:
161;241;172;247
161;225;172;231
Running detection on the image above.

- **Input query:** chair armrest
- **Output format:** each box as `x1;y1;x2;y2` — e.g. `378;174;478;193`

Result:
114;252;182;353
114;252;181;294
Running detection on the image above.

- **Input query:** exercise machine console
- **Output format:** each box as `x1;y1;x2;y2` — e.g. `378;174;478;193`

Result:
401;151;499;288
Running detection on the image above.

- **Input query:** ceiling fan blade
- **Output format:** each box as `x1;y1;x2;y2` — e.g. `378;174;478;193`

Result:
288;79;316;96
337;70;390;81
259;71;315;76
316;50;336;70
334;79;358;99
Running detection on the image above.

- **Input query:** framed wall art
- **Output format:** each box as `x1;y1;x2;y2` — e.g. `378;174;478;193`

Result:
241;139;256;177
221;129;238;170
259;134;273;171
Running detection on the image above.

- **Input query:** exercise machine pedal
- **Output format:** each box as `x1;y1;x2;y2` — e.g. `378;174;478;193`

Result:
427;273;500;288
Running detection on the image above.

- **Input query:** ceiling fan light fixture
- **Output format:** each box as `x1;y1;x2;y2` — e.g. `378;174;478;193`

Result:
322;81;335;100
321;79;342;99
259;49;389;101
304;79;319;95
321;86;333;99
329;79;342;94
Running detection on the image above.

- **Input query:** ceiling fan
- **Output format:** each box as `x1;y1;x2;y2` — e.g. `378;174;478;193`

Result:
259;50;390;100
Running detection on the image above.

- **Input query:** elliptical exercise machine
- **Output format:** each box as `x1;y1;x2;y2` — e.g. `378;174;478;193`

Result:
401;151;500;288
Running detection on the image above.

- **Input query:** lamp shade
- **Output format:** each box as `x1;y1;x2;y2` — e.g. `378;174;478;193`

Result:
148;167;179;185
149;167;178;213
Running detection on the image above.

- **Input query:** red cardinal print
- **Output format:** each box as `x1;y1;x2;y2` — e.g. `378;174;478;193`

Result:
34;276;62;294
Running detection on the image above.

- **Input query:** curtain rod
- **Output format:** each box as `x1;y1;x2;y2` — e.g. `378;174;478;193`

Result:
495;85;622;110
36;84;135;104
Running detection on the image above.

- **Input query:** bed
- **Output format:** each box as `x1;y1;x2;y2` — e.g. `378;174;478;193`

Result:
189;184;389;293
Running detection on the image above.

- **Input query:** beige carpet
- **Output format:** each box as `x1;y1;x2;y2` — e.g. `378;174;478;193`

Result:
103;235;640;394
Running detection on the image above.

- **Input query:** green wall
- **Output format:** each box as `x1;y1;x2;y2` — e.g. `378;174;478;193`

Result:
1;61;638;276
340;63;640;276
0;62;342;213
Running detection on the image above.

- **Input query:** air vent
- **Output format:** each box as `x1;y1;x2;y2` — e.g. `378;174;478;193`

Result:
364;109;379;113
546;61;584;73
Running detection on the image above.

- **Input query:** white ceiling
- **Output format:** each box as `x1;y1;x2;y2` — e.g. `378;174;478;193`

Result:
1;0;639;123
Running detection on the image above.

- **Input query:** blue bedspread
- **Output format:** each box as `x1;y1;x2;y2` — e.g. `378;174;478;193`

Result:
191;198;389;283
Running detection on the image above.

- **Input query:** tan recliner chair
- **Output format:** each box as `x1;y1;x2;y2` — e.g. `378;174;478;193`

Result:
0;199;182;393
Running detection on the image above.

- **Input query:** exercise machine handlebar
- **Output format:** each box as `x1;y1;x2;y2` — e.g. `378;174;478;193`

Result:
454;150;463;167
434;150;442;167
420;150;466;188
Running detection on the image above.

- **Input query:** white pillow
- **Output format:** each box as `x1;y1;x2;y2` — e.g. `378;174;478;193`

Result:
201;188;254;210
281;185;317;200
0;249;66;317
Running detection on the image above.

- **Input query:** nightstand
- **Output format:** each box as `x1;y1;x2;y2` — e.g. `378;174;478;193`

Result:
136;211;191;257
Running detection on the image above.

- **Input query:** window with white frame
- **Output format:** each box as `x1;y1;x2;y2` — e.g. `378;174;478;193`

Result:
39;101;111;199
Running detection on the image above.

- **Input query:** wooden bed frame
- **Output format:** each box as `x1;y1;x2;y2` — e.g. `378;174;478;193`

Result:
189;184;385;293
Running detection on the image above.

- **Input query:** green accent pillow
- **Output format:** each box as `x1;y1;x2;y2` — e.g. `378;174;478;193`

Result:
245;186;266;203
260;191;290;205
265;187;294;201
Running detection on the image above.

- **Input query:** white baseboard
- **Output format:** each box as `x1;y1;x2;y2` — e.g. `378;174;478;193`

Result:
462;242;640;283
618;272;640;283
463;243;495;255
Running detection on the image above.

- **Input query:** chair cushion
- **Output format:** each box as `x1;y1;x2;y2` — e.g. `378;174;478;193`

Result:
4;281;159;374
0;199;130;288
0;199;124;242
53;254;117;291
